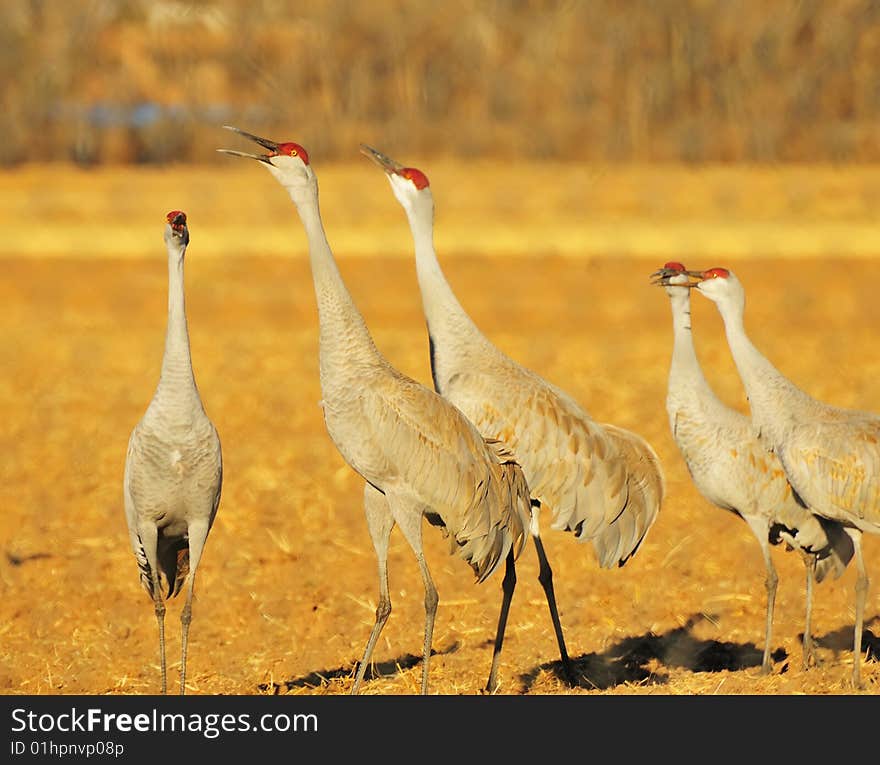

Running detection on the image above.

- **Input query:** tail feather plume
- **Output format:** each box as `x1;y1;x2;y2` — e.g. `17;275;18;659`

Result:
591;425;665;569
135;534;189;600
457;438;531;583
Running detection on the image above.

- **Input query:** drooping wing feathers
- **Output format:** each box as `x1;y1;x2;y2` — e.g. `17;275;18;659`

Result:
668;393;853;579
779;417;880;534
468;385;623;535
207;426;224;529
812;515;856;582
593;424;665;568
358;370;529;582
162;538;190;599
131;523;189;600
483;436;532;567
451;374;662;566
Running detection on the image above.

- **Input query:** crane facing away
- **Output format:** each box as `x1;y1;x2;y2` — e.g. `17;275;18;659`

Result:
653;262;853;673
360;144;665;687
123;211;223;695
218;127;531;695
682;265;878;688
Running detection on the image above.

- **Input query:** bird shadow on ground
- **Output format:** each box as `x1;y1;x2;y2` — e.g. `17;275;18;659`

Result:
257;642;461;694
256;616;878;694
518;614;772;692
808;615;879;663
519;614;880;692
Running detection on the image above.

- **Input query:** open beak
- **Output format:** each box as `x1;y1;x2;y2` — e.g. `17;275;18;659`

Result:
217;125;280;163
359;143;405;175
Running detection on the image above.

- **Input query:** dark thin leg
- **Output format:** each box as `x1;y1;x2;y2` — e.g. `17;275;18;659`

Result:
531;502;574;685
485;550;517;693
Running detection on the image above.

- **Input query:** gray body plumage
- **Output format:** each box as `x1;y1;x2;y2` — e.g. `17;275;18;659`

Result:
661;270;852;672
692;267;876;687
123;214;222;694
364;147;664;685
296;167;529;590
390;167;663;567
124;391;222;597
219;131;530;694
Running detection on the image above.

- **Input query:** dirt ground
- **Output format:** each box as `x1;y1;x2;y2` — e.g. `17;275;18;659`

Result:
3;162;880;697
2;241;878;697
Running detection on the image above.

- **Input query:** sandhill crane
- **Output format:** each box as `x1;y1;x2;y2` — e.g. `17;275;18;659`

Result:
123;211;223;695
682;265;879;688
218;127;531;695
653;262;853;674
360;144;665;686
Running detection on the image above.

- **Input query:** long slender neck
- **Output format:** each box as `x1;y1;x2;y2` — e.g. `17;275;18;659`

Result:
667;290;714;400
290;183;380;371
714;292;813;428
157;242;197;394
406;193;491;353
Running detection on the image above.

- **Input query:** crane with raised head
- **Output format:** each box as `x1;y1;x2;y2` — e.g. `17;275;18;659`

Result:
123;210;223;695
218;127;531;695
679;265;878;688
360;144;665;687
653;261;853;673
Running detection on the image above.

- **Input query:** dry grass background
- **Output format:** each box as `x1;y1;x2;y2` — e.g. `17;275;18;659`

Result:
1;163;878;696
4;0;880;165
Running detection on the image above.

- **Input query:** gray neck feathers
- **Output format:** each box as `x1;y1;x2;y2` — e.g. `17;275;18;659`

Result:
158;244;197;395
716;294;813;430
291;187;380;374
668;291;714;400
407;193;493;358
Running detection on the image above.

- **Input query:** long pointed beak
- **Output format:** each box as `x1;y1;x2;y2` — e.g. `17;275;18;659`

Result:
359;143;404;174
217;125;279;163
649;268;702;287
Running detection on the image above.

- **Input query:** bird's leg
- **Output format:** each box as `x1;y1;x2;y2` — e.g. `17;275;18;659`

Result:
352;486;395;695
138;524;167;694
846;528;867;690
747;518;777;674
393;507;436;695
179;521;209;696
485;549;516;693
802;555;817;670
760;548;778;675
414;553;438;696
531;502;575;686
153;591;167;695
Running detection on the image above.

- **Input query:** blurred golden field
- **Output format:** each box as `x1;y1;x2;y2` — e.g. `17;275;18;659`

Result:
1;161;879;696
5;1;880;165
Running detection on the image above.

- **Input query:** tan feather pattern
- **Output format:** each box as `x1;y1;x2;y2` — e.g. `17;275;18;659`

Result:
358;365;530;582
593;423;665;567
779;418;880;534
447;367;659;567
688;266;874;687
357;148;666;689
